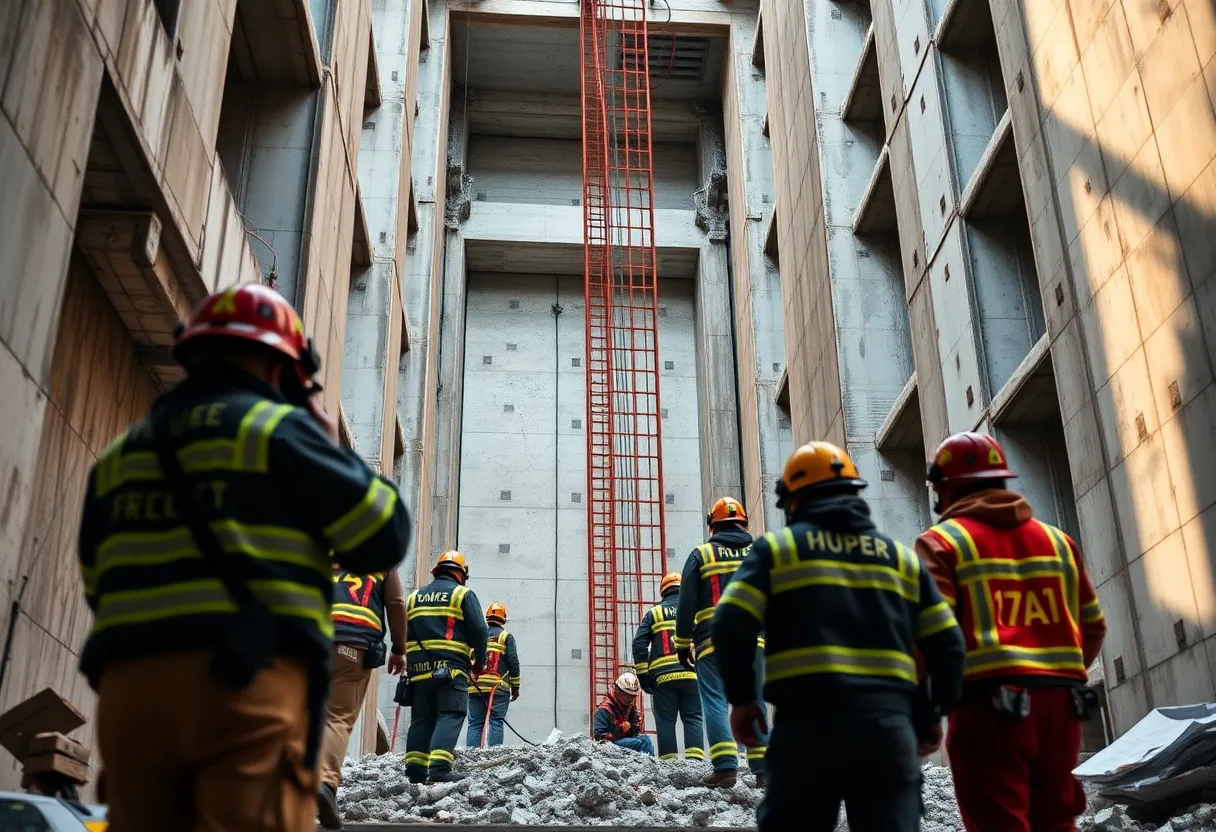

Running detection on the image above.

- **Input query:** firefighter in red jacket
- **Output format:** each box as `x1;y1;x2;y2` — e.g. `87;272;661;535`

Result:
915;432;1107;832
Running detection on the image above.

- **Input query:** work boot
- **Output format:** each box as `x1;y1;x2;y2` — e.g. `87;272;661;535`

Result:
316;783;343;830
703;769;737;788
406;772;427;785
426;770;468;784
754;773;766;789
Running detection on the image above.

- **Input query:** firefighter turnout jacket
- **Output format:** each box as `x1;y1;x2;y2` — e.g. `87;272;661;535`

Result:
675;526;761;658
333;567;407;650
77;370;411;686
469;623;521;694
633;589;696;684
710;495;966;712
593;695;643;742
914;490;1106;688
405;575;489;681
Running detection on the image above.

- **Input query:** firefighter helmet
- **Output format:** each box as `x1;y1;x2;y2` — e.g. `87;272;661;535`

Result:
927;432;1017;512
615;672;640;696
707;497;748;528
486;601;508;623
173;283;320;378
659;572;681;595
775;442;867;509
433;550;469;580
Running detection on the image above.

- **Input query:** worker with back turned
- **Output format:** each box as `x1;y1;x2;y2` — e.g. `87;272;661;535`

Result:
404;551;488;783
466;601;521;747
675;497;766;787
318;564;408;829
632;571;704;761
916;432;1106;832
711;441;966;832
77;283;411;832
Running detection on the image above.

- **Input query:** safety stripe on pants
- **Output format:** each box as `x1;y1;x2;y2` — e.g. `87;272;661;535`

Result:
709;741;737;762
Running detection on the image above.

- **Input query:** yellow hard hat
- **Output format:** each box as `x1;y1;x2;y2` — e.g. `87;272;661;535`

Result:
433;550;469;579
775;442;867;508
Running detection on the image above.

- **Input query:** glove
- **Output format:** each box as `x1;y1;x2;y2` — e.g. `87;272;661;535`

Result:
677;648;696;671
917;721;943;759
472;660;485;677
639;674;656;694
729;702;769;748
511;685;520;702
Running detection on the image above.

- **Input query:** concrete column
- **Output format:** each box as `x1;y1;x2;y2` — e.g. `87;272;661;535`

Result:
429;230;467;555
692;115;743;513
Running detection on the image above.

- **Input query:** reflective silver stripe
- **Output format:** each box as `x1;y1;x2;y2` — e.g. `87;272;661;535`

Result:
917;602;957;638
965;645;1084;673
766;646;916;683
935;522;999;647
97;524;327;574
955;557;1065;583
770;561;917;601
180;442;236;471
96;580;327;627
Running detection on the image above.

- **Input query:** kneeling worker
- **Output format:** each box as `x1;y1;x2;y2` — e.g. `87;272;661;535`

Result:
632;572;704;761
318;566;408;828
711;442;966;832
404;551;488;783
593;673;653;755
467;601;521;747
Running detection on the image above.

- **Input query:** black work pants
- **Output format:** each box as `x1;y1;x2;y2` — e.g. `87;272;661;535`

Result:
652;679;705;760
404;676;468;778
759;699;922;832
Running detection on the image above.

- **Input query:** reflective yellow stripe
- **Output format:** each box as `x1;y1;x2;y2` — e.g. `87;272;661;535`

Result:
652;621;676;633
719;578;767;622
333;603;382;629
765;645;916;684
94;578;331;637
765;531;787;569
696;638;715;658
933;521;999;648
649;655;681;670
771;560;917;602
1081;598;1104;623
95;522;328;581
693;608;716;624
757;636;765;650
407;639;470;654
700;561;742;578
965;645;1085;675
404;751;429;766
916;601;958;639
636;662;650;674
1039;521;1081;629
685;747;705;760
673;635;692;649
324;479;398;553
235;401;294;472
746;747;766;760
429;749;454;764
659;752;678;760
698;544;716;565
709;741;737;761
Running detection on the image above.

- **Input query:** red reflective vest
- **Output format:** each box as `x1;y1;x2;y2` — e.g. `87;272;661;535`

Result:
918;515;1104;684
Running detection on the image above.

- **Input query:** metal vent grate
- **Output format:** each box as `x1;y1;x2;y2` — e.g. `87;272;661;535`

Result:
619;34;710;81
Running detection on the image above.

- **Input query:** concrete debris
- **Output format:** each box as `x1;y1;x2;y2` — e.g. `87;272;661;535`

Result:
339;737;1216;829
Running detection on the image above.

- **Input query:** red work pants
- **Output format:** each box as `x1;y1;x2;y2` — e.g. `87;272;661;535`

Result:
946;686;1086;832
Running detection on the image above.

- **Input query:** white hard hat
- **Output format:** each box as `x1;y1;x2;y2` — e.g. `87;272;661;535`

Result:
615;672;640;695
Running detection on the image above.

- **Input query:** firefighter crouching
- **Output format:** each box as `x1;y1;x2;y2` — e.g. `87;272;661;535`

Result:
77;283;411;832
632;572;704;761
675;497;766;787
466;601;521;748
711;442;966;832
593;673;653;755
404;551;489;783
916;432;1107;832
317;567;408;828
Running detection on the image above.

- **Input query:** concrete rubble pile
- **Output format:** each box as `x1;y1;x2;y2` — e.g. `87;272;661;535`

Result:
338;733;1216;829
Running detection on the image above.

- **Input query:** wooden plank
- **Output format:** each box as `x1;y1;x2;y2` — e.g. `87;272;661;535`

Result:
28;733;90;765
0;690;86;762
22;751;89;783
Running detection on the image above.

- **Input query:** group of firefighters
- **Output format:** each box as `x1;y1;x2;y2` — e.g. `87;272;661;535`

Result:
74;281;1108;832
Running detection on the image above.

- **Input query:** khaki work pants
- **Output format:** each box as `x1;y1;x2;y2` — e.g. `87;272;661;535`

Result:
319;644;373;789
96;650;316;832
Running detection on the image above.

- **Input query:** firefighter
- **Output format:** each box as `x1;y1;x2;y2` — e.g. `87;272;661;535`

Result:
466;601;521;747
317;566;408;828
632;572;704;761
916;432;1107;832
675;497;766;787
710;441;966;832
404;551;489;783
593;673;654;755
77;283;411;832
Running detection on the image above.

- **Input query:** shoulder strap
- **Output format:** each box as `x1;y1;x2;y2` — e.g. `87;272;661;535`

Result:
149;406;257;610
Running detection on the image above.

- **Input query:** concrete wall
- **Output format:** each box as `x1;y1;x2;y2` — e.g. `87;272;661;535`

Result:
456;273;701;744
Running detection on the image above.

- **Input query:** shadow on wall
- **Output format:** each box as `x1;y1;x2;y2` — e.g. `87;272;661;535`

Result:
1012;0;1216;724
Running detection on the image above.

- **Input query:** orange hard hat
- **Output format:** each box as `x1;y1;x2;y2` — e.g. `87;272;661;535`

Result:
775;442;867;509
174;283;320;379
433;550;469;580
486;601;508;622
707;497;747;528
927;432;1016;512
659;572;681;595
